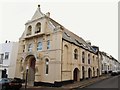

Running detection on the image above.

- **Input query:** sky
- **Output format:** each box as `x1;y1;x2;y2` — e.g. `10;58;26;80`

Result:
0;0;119;60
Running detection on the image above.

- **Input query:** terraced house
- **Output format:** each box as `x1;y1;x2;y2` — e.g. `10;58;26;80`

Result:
100;51;120;74
15;5;100;86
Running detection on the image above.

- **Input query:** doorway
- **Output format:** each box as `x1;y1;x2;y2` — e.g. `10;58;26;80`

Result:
73;68;79;81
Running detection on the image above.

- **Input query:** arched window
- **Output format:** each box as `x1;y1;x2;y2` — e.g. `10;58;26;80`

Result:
82;51;85;63
74;49;78;60
47;40;50;49
35;22;41;33
37;42;42;51
64;45;68;60
45;59;49;74
27;25;32;36
88;54;90;64
28;44;32;52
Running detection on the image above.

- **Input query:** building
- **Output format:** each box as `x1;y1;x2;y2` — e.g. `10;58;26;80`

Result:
15;5;100;86
0;41;18;78
100;51;119;74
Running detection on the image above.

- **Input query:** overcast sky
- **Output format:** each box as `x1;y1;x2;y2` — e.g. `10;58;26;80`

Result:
0;0;118;60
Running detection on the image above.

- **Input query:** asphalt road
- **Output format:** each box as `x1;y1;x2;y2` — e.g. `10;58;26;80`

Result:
84;75;120;88
20;75;120;90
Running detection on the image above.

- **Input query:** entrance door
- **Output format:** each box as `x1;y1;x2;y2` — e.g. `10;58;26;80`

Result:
88;68;92;78
73;68;79;81
28;57;36;86
82;66;85;79
25;55;36;86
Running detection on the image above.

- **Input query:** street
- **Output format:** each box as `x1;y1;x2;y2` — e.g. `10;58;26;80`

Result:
84;75;120;88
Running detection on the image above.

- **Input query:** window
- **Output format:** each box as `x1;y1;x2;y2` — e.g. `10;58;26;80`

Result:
0;54;4;60
47;40;50;49
102;64;104;70
88;54;90;64
0;54;4;64
74;49;78;59
26;25;32;36
28;44;32;52
37;42;42;51
45;59;49;74
82;52;85;63
5;52;9;59
35;23;41;33
23;45;25;52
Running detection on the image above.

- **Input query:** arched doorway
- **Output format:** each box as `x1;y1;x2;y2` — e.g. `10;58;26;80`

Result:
82;66;85;79
88;68;92;78
73;68;79;81
24;55;36;86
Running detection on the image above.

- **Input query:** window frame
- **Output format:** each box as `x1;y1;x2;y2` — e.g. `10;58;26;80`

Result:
35;22;41;34
0;54;4;64
47;40;50;49
88;54;90;64
26;25;32;36
74;49;78;60
5;52;9;60
45;59;49;75
82;51;85;63
28;43;32;52
37;42;42;51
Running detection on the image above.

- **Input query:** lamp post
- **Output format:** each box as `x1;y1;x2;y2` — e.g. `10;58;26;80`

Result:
25;66;29;90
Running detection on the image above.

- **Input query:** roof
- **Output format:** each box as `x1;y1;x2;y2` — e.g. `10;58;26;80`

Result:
49;18;97;54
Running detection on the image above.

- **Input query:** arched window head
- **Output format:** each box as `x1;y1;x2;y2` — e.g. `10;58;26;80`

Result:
27;25;32;36
82;51;85;63
35;22;41;33
45;59;49;74
74;49;78;60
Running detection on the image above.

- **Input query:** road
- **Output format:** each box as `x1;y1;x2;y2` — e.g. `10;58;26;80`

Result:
84;75;120;88
20;75;120;90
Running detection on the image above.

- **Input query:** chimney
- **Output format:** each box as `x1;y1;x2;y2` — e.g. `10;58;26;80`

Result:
46;12;50;17
86;40;91;45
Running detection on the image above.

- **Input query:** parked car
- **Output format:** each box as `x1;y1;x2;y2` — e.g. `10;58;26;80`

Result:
117;70;120;75
111;70;120;76
0;78;22;90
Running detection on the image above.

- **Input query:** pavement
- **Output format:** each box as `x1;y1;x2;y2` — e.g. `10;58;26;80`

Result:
62;74;111;89
21;74;111;90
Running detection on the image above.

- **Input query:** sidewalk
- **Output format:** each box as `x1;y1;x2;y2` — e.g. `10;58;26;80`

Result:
61;74;111;89
21;74;111;90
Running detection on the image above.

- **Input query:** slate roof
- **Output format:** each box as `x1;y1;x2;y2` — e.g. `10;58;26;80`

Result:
49;18;97;54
